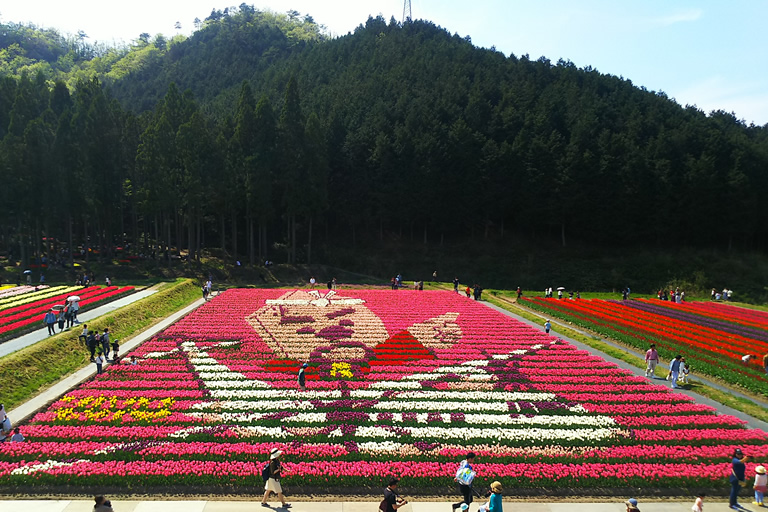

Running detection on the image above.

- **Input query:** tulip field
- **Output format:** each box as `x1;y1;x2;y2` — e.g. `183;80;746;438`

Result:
0;285;135;339
522;297;768;396
1;288;766;494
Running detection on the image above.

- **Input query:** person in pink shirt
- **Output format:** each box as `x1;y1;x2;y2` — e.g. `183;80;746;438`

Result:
645;343;659;378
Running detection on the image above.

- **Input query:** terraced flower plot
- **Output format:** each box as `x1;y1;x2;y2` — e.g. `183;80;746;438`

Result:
522;297;768;395
1;289;765;492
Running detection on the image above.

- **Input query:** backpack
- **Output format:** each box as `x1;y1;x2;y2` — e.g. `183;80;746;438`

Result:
261;461;271;482
378;499;388;512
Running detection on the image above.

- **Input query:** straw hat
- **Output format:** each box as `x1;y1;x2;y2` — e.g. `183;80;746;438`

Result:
757;465;766;475
270;448;282;459
490;481;502;492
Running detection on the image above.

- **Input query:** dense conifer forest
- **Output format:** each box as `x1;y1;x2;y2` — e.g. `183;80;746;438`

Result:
1;6;768;291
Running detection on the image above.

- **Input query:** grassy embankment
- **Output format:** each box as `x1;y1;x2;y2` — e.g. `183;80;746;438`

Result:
480;289;768;423
1;278;199;410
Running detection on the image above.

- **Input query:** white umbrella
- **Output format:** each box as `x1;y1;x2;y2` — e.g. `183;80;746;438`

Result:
67;296;81;302
556;287;566;291
51;305;65;311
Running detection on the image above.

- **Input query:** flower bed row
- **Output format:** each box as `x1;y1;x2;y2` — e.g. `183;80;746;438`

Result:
0;286;135;339
522;297;768;396
1;289;765;493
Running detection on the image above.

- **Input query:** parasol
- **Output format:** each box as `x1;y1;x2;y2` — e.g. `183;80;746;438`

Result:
67;296;81;302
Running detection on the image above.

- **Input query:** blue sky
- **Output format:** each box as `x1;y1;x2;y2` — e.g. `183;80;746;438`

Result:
2;0;766;125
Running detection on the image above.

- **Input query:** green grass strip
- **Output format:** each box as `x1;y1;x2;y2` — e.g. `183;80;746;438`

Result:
0;278;199;410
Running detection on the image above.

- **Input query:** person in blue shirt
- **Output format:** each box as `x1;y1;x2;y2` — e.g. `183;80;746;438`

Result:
730;448;747;509
479;481;503;512
43;310;57;335
669;355;682;389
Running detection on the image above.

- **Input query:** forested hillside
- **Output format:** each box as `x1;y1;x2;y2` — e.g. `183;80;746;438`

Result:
1;6;768;288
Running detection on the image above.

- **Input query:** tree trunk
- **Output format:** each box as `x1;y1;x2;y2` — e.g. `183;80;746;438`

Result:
84;217;90;266
68;214;74;268
231;209;238;261
561;222;566;248
220;215;226;256
248;217;255;266
307;216;313;265
187;212;195;262
18;217;26;269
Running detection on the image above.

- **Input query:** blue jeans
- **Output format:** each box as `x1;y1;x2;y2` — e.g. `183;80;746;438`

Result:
756;490;764;503
730;478;741;506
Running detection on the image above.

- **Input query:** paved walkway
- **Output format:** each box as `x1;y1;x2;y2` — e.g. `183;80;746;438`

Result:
484;300;768;431
7;297;206;425
0;500;733;512
0;288;159;358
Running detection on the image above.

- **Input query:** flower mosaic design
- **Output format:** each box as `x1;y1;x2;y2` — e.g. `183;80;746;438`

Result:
1;289;766;491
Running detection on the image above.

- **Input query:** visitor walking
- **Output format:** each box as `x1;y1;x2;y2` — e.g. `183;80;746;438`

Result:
691;493;704;512
453;277;460;293
57;310;66;332
452;452;476;511
465;286;471;298
261;447;290;508
763;353;768;375
478;481;503;512
669;355;683;389
681;359;691;384
754;465;767;506
87;331;98;361
382;478;408;512
79;324;90;347
111;339;120;363
309;276;316;289
94;352;105;375
93;495;114;512
101;328;111;359
624;498;640;511
730;448;747;509
298;363;307;391
544;320;551;334
44;310;57;335
516;287;522;299
645;344;659;378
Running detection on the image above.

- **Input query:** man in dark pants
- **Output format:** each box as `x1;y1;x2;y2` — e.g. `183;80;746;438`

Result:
452;452;476;510
86;331;98;362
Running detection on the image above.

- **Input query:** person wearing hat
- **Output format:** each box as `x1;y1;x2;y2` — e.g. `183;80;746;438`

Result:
478;481;503;512
754;464;767;506
730;448;747;509
298;363;308;391
624;498;639;511
261;448;290;508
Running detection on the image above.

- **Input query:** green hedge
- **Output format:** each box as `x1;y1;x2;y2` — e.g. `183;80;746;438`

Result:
0;279;199;410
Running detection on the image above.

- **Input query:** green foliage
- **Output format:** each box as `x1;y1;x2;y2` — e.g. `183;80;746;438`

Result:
2;10;768;298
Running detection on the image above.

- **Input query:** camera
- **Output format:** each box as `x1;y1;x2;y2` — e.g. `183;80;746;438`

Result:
483;491;492;498
104;500;111;507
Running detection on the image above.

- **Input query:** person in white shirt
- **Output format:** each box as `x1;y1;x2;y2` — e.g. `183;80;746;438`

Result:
95;352;106;374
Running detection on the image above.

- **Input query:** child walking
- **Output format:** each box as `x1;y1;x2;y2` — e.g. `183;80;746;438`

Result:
754;465;767;506
691;493;704;512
